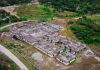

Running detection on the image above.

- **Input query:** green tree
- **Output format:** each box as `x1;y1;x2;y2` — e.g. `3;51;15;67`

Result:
71;16;100;44
39;0;100;15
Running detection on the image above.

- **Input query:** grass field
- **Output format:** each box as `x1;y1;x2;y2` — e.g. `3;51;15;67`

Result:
15;4;55;21
0;37;38;70
87;15;100;25
15;4;76;22
60;27;77;40
0;53;20;70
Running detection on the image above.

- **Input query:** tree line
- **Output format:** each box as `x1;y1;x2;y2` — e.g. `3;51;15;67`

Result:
0;9;22;27
71;16;100;44
39;0;100;15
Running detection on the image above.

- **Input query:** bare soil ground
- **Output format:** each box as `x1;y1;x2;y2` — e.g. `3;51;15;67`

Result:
68;57;100;70
66;43;100;70
1;6;18;17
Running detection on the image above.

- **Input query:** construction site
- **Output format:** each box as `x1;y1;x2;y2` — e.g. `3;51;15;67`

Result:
10;21;87;65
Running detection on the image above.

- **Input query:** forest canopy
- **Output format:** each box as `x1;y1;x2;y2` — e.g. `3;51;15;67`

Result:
39;0;100;15
71;16;100;44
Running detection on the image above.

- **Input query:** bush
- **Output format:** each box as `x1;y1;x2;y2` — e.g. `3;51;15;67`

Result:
0;53;20;70
67;20;74;24
4;42;15;49
0;9;21;27
39;0;100;15
16;4;55;21
71;16;100;44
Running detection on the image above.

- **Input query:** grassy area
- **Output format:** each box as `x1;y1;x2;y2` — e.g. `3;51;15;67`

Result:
87;15;100;25
0;53;20;70
60;27;77;40
0;27;10;32
15;4;77;22
10;49;38;70
15;4;55;21
55;11;76;18
0;37;38;70
69;60;77;65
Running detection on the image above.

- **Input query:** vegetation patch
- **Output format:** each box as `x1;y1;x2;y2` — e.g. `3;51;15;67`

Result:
0;37;39;70
16;4;55;21
87;15;100;25
0;9;23;27
0;27;9;32
69;60;77;65
71;16;100;44
39;0;100;15
0;53;20;70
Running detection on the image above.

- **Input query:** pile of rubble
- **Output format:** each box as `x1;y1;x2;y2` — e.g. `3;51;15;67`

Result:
10;22;87;65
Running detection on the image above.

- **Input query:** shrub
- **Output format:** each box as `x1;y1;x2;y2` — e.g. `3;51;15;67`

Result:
67;20;74;24
71;16;100;44
0;9;21;27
